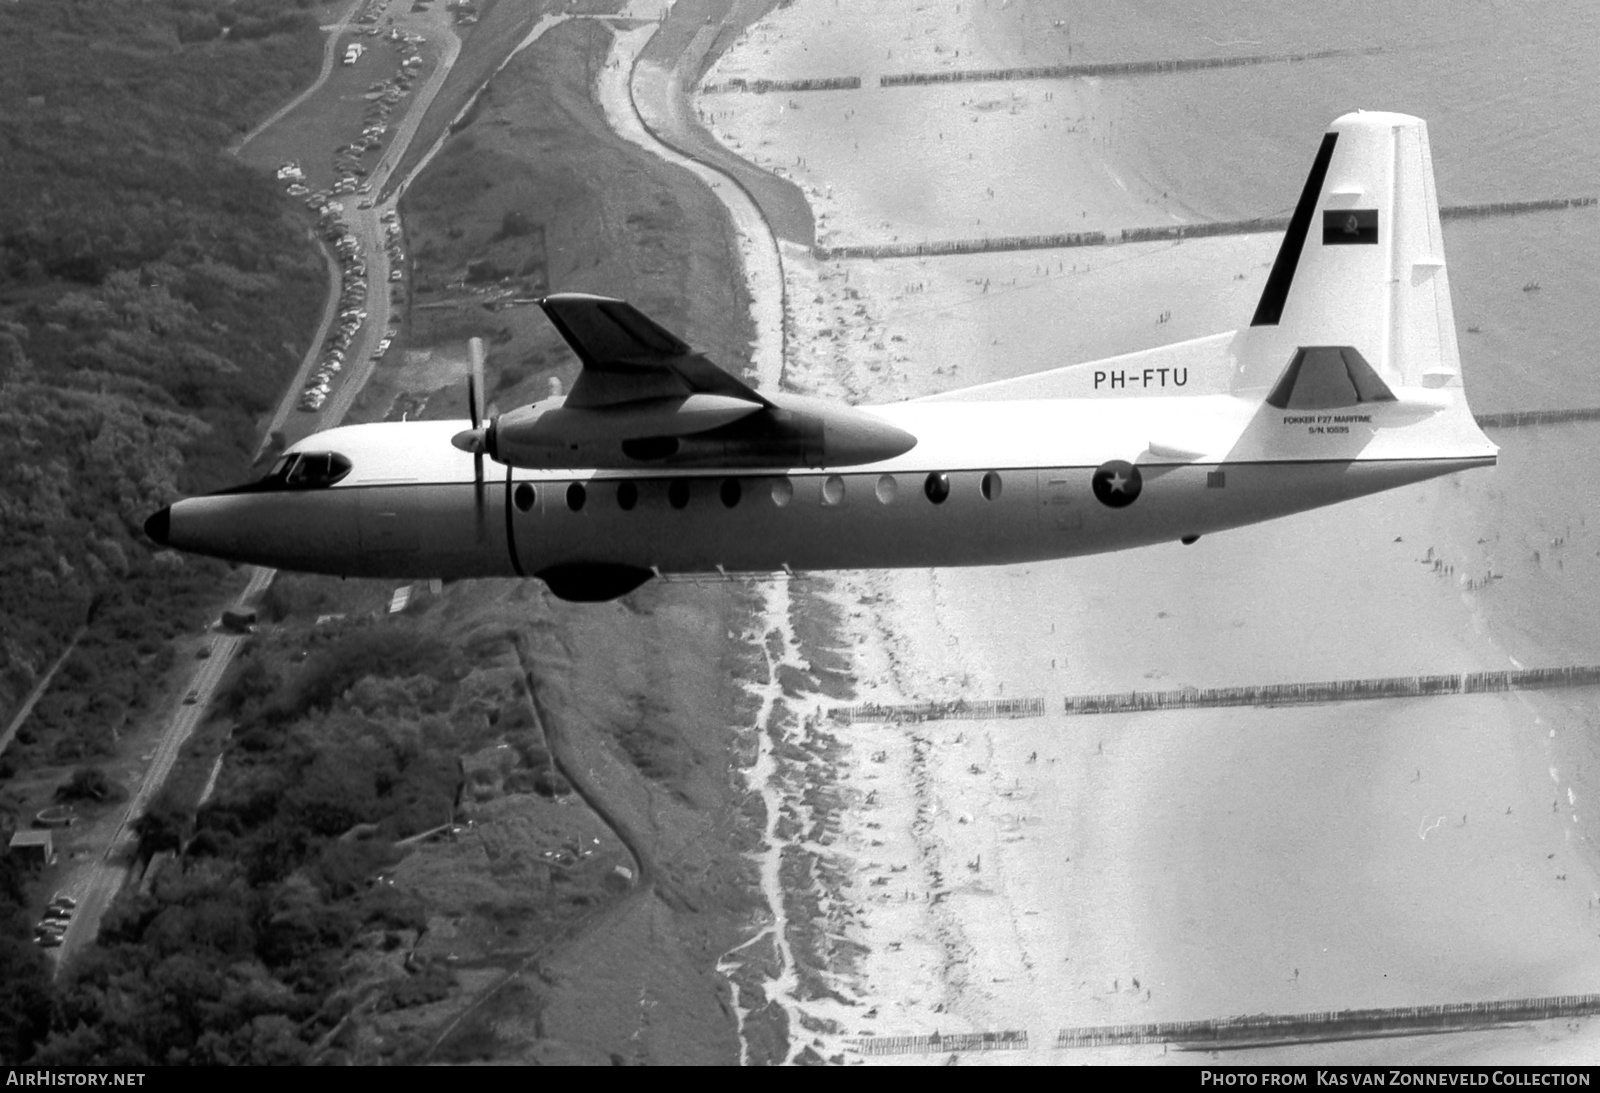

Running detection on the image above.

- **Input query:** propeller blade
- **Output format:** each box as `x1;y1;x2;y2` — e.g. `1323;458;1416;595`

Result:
468;337;486;429
467;337;488;540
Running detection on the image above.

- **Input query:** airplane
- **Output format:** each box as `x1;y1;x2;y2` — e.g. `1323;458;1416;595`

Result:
145;111;1496;602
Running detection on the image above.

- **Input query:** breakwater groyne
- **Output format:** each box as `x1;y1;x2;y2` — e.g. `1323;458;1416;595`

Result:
1056;993;1600;1050
1476;407;1600;429
831;696;1045;724
851;1029;1030;1056
814;197;1595;262
700;49;1385;95
1062;665;1600;717
817;229;1109;262
701;75;861;94
848;994;1600;1056
1442;196;1597;220
879;47;1385;88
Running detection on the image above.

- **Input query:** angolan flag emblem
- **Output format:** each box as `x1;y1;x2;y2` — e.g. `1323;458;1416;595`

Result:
1323;208;1379;244
1091;460;1142;508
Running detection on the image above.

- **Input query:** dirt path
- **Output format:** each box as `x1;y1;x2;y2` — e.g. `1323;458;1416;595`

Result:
420;633;672;1062
0;625;85;762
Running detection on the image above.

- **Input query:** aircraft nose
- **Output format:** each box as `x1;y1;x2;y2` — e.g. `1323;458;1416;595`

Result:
144;506;171;547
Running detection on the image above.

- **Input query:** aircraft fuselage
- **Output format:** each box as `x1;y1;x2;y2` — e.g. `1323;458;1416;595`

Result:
154;392;1494;599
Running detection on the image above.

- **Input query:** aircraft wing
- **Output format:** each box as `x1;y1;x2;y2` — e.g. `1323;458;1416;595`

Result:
538;293;773;410
478;294;913;469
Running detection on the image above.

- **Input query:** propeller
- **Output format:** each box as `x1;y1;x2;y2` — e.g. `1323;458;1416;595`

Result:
452;338;491;455
453;337;489;536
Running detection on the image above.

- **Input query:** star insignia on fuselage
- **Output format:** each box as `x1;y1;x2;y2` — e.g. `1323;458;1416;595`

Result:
1091;460;1142;508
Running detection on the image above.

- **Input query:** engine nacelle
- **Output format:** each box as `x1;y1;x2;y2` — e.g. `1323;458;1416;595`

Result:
486;392;916;470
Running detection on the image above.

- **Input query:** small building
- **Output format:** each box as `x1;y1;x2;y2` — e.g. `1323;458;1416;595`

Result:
8;830;54;867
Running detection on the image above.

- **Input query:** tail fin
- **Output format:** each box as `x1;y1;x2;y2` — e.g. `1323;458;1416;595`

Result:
1234;111;1463;401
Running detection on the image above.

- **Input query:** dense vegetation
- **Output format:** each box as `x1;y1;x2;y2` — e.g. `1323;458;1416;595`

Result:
0;857;52;1064
35;624;470;1065
0;0;329;1063
0;0;326;754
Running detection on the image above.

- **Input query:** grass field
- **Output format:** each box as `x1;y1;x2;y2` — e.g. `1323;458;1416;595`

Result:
393;15;755;416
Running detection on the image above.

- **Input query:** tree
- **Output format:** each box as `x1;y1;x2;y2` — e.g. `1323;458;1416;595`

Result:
132;787;189;857
56;766;117;803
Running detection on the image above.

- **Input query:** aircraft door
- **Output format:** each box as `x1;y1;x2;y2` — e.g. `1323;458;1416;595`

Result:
1042;472;1084;531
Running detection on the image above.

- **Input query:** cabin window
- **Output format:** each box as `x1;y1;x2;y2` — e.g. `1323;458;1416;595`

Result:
771;477;793;507
875;474;898;504
617;480;638;510
924;471;950;504
720;478;742;508
279;452;352;489
981;471;1003;501
1207;470;1227;489
668;479;691;510
514;483;536;512
566;482;587;512
822;475;845;506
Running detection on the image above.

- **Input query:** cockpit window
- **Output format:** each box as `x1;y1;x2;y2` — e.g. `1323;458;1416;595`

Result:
265;451;352;489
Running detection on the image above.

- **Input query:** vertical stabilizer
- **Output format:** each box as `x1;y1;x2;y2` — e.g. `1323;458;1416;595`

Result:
1234;112;1462;398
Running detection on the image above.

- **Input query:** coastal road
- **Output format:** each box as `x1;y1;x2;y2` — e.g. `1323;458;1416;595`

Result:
292;3;465;438
51;567;274;976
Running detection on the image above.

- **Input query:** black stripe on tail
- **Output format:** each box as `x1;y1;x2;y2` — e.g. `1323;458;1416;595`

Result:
1250;132;1339;327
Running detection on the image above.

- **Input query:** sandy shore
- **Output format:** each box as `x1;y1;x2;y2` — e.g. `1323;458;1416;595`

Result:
694;0;1600;1065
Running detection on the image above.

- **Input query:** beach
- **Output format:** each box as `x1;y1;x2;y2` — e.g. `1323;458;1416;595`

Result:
686;0;1600;1065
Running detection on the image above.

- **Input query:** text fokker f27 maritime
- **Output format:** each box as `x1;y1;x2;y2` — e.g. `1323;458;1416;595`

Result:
146;112;1497;602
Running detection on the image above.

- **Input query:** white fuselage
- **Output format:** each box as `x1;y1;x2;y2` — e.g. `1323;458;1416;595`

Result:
160;391;1495;586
